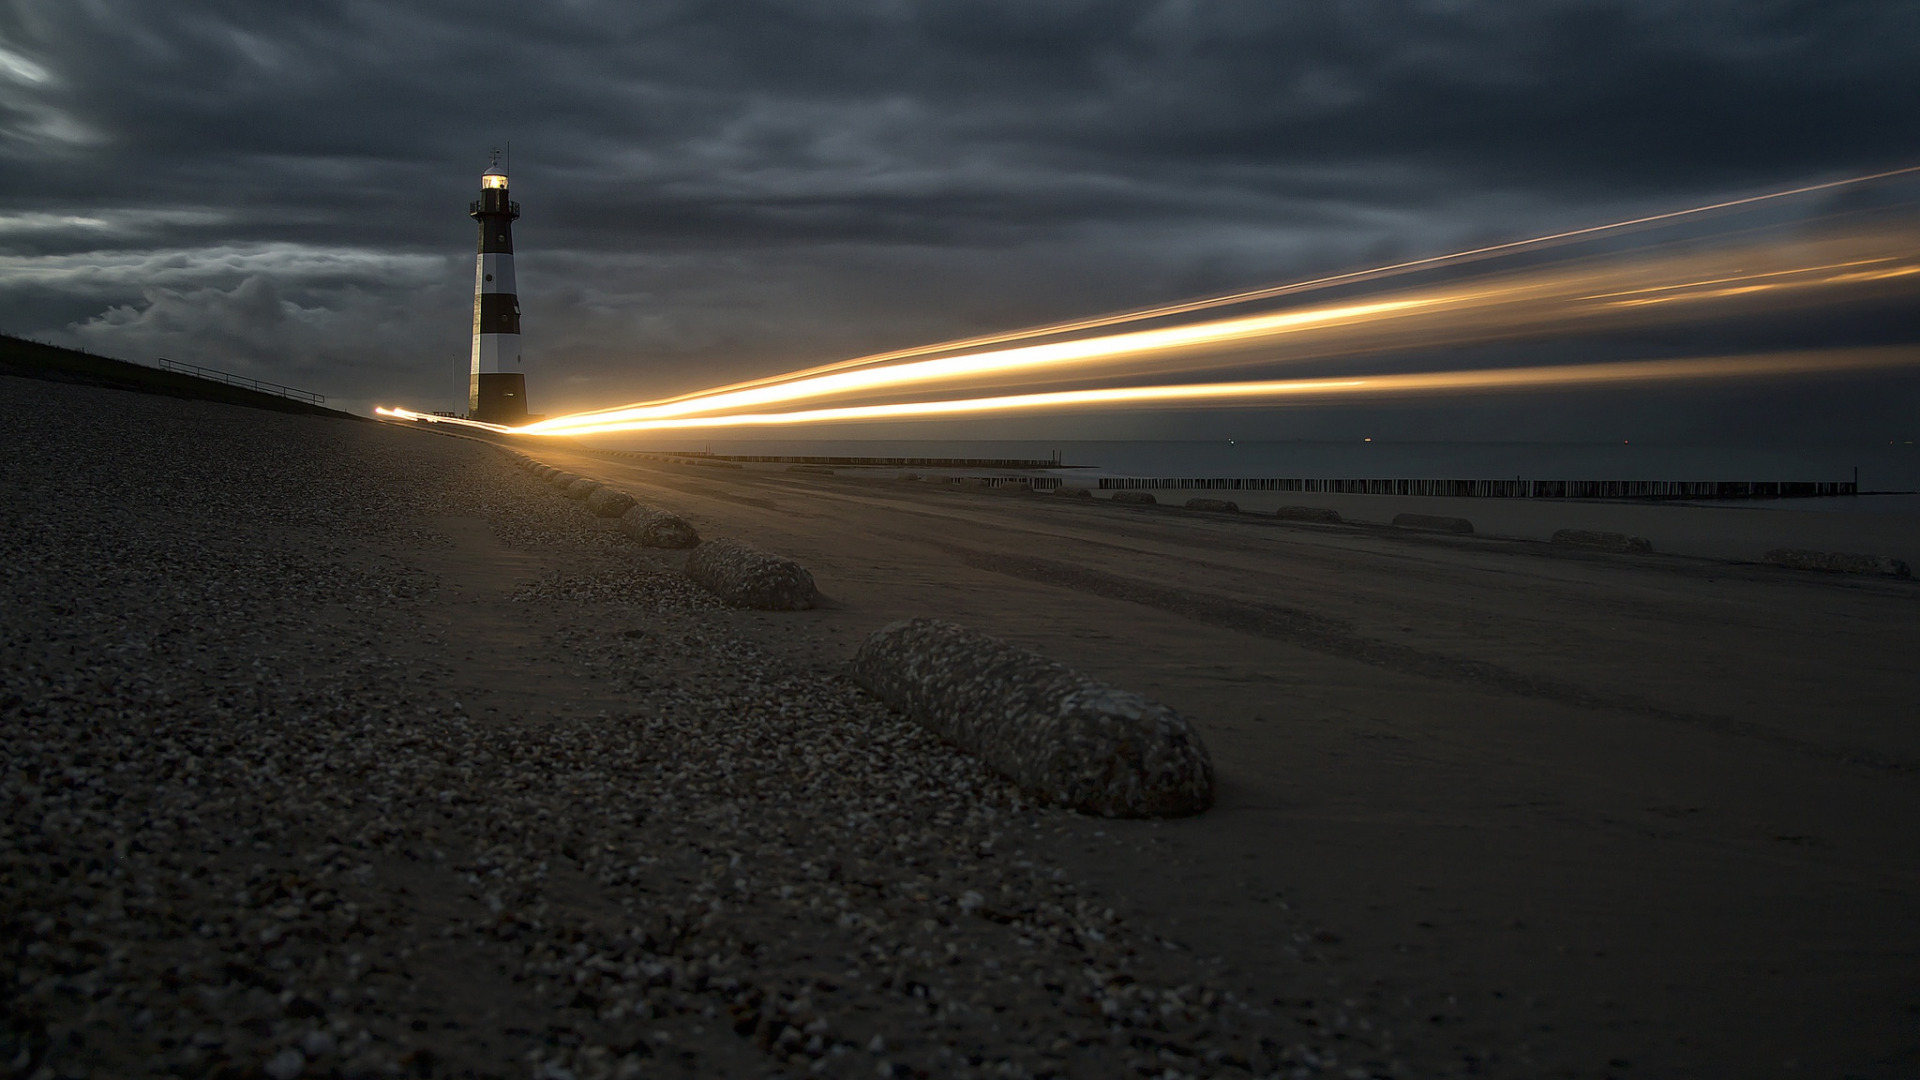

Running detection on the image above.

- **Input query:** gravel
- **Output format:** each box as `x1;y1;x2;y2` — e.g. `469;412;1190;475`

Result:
1;376;1403;1079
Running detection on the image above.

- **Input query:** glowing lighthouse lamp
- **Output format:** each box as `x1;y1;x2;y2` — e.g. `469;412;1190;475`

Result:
468;153;530;423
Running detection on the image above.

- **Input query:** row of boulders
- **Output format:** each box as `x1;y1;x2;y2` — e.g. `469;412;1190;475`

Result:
525;460;701;550
1551;528;1652;553
509;451;819;609
508;449;1213;817
1766;548;1911;579
913;478;1907;580
1391;512;1475;535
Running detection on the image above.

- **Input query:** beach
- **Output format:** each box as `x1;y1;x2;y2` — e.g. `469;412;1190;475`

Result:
5;373;1918;1078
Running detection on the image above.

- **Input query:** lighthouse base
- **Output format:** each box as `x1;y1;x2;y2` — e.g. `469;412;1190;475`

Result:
470;372;529;425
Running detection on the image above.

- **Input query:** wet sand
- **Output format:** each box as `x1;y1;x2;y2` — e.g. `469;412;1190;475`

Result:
524;444;1920;1078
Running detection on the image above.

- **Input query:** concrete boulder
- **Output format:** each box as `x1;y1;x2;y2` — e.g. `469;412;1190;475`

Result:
685;538;819;610
619;506;701;549
1766;549;1911;578
1393;512;1474;535
1276;505;1341;523
584;486;637;518
564;477;601;500
548;471;582;488
850;618;1214;818
1552;529;1652;553
1109;491;1156;505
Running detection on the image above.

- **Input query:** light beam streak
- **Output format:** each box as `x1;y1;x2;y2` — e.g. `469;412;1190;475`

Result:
514;231;1920;437
395;347;1912;438
520;297;1441;434
376;168;1920;435
536;165;1920;423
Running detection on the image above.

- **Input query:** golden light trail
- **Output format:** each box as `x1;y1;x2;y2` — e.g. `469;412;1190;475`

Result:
504;229;1920;437
376;169;1920;436
531;164;1920;423
383;347;1917;438
518;296;1441;434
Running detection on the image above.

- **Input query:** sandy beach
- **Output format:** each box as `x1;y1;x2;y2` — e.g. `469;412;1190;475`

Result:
5;373;1918;1079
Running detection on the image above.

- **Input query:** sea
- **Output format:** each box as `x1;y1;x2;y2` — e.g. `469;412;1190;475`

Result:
600;437;1920;515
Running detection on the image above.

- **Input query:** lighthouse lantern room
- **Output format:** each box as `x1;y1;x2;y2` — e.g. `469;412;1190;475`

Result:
468;153;527;423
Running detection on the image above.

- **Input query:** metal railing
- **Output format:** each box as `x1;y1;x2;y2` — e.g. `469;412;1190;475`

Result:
156;358;325;405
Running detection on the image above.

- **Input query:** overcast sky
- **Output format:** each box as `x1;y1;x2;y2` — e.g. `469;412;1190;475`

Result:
2;0;1916;440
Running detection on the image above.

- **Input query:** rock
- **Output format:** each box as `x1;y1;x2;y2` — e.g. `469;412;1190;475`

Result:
300;1031;338;1057
1109;491;1156;505
564;477;601;500
1184;498;1239;512
263;1049;305;1080
1050;487;1093;498
1392;512;1474;535
850;619;1213;818
1552;529;1651;553
548;471;582;488
585;486;637;518
1275;505;1341;523
1765;549;1911;578
619;506;701;549
684;538;820;610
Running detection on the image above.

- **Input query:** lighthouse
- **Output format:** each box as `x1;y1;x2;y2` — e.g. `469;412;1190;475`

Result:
468;154;528;423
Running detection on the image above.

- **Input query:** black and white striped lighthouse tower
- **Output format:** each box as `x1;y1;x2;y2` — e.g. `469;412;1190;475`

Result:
468;153;528;423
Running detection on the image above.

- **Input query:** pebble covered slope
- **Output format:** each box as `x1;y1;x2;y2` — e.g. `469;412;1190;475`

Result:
0;378;1405;1079
850;620;1214;818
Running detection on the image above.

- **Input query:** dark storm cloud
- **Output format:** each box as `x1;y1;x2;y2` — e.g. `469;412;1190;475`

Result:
1;0;1915;427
